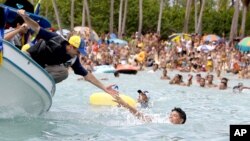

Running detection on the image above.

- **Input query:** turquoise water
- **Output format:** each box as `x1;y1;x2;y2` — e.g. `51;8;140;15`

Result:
1;70;250;141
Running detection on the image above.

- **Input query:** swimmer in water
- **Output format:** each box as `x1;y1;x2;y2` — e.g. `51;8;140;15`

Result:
233;83;250;93
113;96;186;124
233;82;243;93
137;90;149;108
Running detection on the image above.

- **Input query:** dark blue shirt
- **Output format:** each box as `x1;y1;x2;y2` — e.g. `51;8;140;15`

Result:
36;28;58;40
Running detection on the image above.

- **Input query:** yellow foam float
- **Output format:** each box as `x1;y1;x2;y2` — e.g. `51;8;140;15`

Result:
90;92;136;107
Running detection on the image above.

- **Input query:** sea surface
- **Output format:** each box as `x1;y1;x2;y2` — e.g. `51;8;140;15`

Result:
1;69;250;141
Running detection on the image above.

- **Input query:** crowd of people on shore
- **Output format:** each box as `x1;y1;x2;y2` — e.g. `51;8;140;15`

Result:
74;31;250;91
4;8;250;91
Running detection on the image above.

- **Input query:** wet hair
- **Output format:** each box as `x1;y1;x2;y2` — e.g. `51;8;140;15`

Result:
221;77;228;82
233;83;243;89
200;78;206;82
207;74;213;78
233;85;240;90
196;74;201;77
114;71;119;77
172;107;186;124
137;90;149;94
137;90;142;93
177;74;183;82
221;78;228;86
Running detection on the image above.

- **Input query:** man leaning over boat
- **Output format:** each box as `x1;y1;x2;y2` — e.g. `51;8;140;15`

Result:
17;9;118;96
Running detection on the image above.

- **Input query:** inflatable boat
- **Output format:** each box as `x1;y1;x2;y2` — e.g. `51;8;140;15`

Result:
90;92;136;107
116;64;138;74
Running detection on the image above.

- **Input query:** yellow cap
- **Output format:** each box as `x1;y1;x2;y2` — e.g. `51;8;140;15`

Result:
69;35;81;48
68;35;86;55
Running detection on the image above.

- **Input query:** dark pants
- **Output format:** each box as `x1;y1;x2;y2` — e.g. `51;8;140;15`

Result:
45;65;69;83
24;51;68;83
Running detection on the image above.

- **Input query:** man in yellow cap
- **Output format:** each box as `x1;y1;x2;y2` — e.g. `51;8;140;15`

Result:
17;9;118;96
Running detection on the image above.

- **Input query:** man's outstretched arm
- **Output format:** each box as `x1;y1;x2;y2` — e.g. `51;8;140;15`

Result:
113;96;152;122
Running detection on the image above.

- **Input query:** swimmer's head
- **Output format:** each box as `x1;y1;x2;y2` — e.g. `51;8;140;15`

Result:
169;107;186;124
137;90;143;94
137;90;149;103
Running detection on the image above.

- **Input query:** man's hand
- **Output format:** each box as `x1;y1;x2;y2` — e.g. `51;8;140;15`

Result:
17;9;28;18
104;84;119;97
18;23;29;33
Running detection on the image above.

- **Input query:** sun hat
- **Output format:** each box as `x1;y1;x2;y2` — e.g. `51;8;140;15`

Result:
68;35;87;55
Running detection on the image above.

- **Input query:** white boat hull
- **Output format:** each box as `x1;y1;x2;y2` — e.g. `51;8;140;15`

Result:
0;40;55;115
